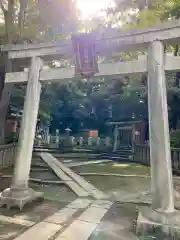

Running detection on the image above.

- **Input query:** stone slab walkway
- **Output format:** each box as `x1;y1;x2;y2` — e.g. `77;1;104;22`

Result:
10;199;113;240
0;197;139;240
55;200;113;240
39;153;108;199
14;221;62;240
44;199;92;225
39;153;89;197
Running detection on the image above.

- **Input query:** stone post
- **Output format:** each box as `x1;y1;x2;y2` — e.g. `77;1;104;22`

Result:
88;137;92;146
105;137;110;148
47;135;50;144
137;41;179;238
70;136;75;146
55;129;60;147
113;125;118;152
132;124;136;153
0;57;43;209
96;137;100;147
148;41;174;212
79;137;83;146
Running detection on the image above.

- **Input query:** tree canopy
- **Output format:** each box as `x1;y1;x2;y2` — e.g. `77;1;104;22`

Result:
5;0;180;138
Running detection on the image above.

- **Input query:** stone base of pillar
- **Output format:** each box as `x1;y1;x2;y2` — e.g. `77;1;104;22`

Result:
0;187;43;210
137;207;180;239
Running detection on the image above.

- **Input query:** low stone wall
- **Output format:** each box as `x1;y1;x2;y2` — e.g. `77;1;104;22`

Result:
0;144;17;168
47;136;112;151
134;143;180;172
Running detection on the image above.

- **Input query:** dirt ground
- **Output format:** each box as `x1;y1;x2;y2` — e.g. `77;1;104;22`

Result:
0;221;26;240
0;153;180;240
73;162;150;175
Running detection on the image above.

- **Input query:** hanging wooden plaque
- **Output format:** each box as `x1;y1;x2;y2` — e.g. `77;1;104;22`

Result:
72;33;99;78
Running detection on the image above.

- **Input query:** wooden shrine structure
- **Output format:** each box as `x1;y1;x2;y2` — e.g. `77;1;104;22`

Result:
108;120;146;152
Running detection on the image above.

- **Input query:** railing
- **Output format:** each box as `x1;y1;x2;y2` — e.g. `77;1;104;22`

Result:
0;144;17;168
171;148;180;171
134;144;150;165
134;143;180;171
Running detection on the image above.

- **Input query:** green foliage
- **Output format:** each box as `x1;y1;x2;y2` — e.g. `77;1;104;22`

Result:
6;0;180;137
0;0;78;43
5;132;18;144
170;130;180;147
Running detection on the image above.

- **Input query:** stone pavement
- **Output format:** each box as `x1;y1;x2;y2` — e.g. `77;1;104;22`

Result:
0;198;138;240
39;153;108;199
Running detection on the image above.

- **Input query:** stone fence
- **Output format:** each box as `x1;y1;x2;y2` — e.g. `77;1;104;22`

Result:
0;144;17;169
134;143;180;171
47;136;112;150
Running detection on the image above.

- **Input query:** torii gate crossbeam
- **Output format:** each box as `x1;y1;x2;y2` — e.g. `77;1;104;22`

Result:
2;19;180;59
5;55;180;83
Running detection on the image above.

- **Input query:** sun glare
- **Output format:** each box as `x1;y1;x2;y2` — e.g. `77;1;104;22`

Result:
77;0;115;19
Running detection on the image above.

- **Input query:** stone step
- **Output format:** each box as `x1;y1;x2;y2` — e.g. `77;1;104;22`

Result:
103;152;131;157
102;153;131;158
118;147;132;151
101;156;134;162
117;148;132;151
120;150;132;153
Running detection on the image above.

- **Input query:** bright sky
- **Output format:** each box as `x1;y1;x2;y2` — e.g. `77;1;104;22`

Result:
77;0;115;19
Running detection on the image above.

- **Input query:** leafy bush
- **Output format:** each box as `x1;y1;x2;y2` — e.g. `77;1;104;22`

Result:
5;133;18;144
170;130;180;148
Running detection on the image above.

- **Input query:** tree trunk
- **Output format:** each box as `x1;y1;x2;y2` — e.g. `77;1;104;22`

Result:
0;0;14;143
0;54;14;143
0;0;27;143
0;83;13;143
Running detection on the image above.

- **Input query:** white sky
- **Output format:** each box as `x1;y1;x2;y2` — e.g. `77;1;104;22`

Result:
77;0;115;19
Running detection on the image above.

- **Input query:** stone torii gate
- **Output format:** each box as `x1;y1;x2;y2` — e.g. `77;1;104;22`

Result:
1;19;180;237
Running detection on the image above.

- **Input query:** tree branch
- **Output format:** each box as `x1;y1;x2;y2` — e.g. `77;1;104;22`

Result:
0;0;7;15
19;0;27;30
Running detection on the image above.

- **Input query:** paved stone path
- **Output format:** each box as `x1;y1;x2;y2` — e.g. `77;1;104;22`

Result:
14;222;62;240
0;198;139;240
39;153;89;197
39;153;108;199
9;199;113;240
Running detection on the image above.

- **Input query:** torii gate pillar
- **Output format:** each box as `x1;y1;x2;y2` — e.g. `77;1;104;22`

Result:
137;41;180;238
0;57;43;210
